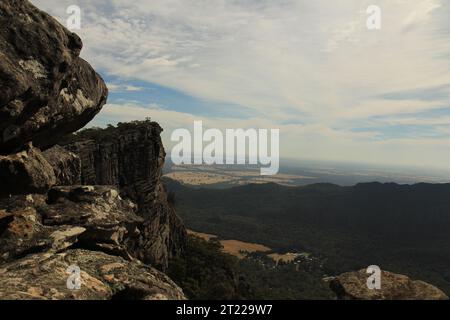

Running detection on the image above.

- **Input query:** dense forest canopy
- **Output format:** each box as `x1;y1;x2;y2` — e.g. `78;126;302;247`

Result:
164;178;450;295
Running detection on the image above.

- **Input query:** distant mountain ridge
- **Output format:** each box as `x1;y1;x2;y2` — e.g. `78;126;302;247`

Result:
166;178;450;231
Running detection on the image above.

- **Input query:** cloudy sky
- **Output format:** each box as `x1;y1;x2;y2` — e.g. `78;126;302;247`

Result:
32;0;450;170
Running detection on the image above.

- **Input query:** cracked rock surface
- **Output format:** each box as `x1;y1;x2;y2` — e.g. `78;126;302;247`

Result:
0;0;107;154
330;269;449;300
0;249;185;300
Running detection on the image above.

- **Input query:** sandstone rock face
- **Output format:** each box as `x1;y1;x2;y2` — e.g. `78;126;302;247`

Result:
0;249;185;300
0;0;107;154
0;144;56;196
43;145;81;185
0;183;185;272
0;198;86;263
43;186;144;259
65;121;187;270
330;269;449;300
0;186;186;299
0;0;185;300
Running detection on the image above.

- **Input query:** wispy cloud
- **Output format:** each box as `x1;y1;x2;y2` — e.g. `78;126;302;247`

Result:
31;0;450;169
107;83;144;92
402;0;442;31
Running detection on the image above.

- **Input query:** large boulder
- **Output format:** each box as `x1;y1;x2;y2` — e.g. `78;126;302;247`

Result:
0;144;56;196
330;269;449;300
0;249;185;300
0;0;107;154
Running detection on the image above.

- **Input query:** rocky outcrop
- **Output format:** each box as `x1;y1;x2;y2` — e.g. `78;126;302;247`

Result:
0;143;56;196
0;186;185;300
0;200;87;264
0;143;83;196
330;269;449;300
0;0;107;154
65;121;187;269
42;145;81;185
0;0;185;300
0;249;185;300
43;186;142;258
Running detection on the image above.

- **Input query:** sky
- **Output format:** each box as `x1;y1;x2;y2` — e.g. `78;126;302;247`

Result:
31;0;450;171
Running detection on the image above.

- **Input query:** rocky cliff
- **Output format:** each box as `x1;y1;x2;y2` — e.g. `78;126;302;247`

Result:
63;122;187;270
0;0;185;300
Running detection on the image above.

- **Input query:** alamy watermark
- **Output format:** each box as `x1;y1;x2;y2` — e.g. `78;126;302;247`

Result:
66;5;81;31
66;265;82;290
366;5;382;30
171;121;280;175
65;4;380;31
366;265;381;290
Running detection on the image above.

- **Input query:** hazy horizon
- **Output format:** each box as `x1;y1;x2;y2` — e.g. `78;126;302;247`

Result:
164;155;450;185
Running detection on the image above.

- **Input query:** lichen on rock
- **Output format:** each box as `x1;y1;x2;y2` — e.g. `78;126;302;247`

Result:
0;0;107;154
329;269;449;300
0;249;186;300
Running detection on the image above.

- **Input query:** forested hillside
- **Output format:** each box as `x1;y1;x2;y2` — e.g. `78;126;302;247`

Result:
168;235;333;300
164;178;450;295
